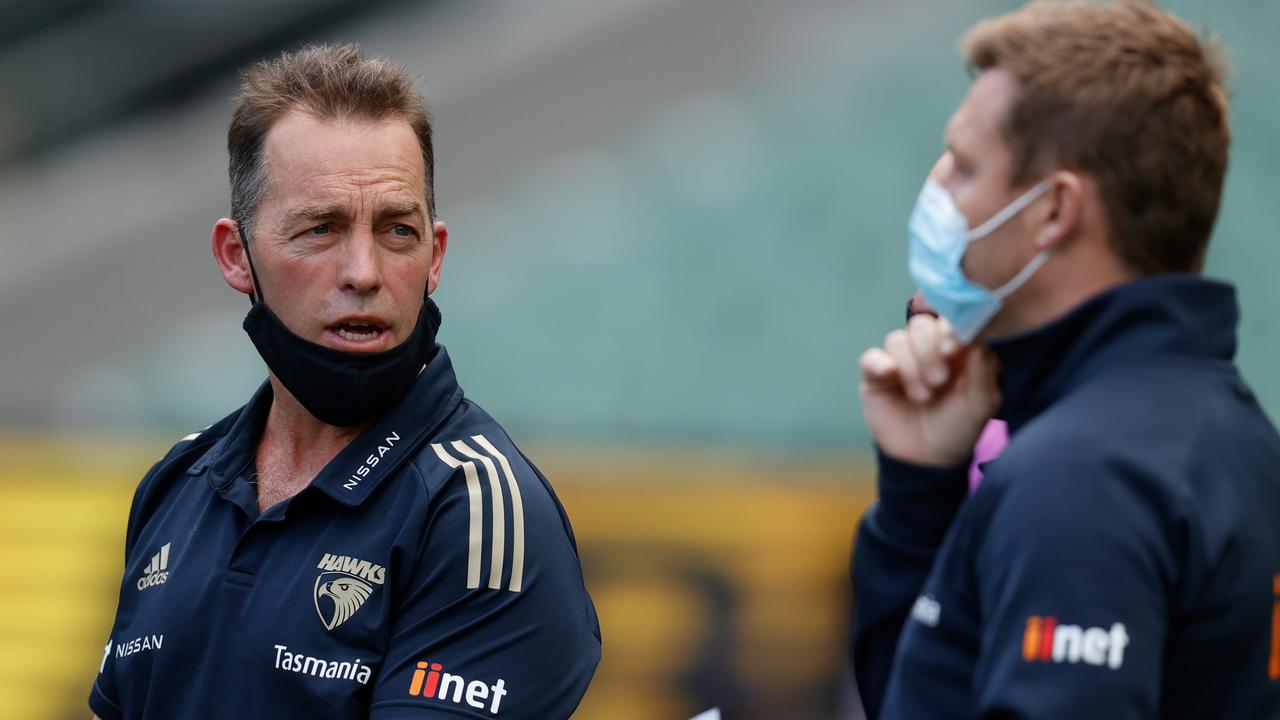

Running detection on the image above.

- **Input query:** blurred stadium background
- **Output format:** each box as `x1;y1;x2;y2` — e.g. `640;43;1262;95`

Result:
1;0;1276;718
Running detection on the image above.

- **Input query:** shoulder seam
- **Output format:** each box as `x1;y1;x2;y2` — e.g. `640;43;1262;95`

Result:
406;460;431;502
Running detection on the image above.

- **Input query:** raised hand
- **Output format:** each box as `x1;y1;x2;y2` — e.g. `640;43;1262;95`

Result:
859;314;1001;467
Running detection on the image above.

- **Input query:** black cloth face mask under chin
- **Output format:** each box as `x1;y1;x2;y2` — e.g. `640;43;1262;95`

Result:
239;236;442;427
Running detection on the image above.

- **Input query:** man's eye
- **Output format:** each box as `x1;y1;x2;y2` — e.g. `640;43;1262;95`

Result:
311;224;330;236
391;225;415;237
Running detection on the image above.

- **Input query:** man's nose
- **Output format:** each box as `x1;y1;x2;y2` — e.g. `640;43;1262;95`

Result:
929;153;953;185
338;229;382;294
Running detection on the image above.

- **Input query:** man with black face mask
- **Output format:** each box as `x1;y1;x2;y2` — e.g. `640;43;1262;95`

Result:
88;44;600;720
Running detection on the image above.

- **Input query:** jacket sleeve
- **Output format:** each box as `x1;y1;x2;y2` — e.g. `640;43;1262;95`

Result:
969;456;1173;719
851;449;969;720
369;449;601;720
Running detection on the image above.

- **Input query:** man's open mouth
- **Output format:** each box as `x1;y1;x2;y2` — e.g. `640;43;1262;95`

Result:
330;321;386;342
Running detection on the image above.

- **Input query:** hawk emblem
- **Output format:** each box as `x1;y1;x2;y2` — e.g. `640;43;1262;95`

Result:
314;572;374;631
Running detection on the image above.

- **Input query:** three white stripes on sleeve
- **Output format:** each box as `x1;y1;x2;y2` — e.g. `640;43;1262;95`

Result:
431;435;525;593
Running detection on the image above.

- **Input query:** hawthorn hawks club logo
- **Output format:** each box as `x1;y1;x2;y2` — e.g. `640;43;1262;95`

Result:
313;553;386;631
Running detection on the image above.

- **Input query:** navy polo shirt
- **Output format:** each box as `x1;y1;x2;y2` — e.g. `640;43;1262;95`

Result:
89;345;601;719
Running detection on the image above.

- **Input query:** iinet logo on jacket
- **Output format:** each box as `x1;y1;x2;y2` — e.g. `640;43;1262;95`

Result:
407;660;508;715
1022;616;1129;669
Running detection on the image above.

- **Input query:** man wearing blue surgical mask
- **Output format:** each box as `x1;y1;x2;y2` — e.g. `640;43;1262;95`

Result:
850;2;1280;719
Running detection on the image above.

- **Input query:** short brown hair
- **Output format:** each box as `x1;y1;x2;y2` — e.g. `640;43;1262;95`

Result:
962;0;1230;274
228;43;435;242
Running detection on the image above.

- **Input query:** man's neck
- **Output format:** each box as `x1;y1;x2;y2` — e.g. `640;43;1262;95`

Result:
253;374;374;511
988;241;1135;340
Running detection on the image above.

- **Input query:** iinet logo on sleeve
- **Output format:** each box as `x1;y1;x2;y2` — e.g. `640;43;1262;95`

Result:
408;660;508;715
1022;616;1129;669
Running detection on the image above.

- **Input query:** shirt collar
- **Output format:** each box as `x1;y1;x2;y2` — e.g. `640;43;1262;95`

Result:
988;273;1238;432
190;343;464;507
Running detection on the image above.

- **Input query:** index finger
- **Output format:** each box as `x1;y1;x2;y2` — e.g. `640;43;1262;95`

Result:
858;347;901;389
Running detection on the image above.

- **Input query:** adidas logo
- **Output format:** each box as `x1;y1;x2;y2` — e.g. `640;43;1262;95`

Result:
137;542;172;591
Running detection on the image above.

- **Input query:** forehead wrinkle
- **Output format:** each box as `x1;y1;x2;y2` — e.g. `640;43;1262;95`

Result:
266;159;425;224
286;202;351;223
267;164;419;212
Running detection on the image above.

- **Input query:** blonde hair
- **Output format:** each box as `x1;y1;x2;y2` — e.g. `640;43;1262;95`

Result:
962;0;1230;273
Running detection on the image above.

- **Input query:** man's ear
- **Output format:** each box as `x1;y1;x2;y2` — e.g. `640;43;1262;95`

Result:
427;220;448;295
1034;171;1085;250
211;218;256;297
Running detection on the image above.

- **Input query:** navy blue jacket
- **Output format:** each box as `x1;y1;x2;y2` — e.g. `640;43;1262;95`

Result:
90;345;601;719
853;275;1280;719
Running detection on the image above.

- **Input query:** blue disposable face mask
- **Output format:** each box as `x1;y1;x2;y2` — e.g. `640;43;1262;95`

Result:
907;177;1053;343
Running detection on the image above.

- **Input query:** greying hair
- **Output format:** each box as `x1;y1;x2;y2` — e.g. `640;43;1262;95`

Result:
227;43;436;242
